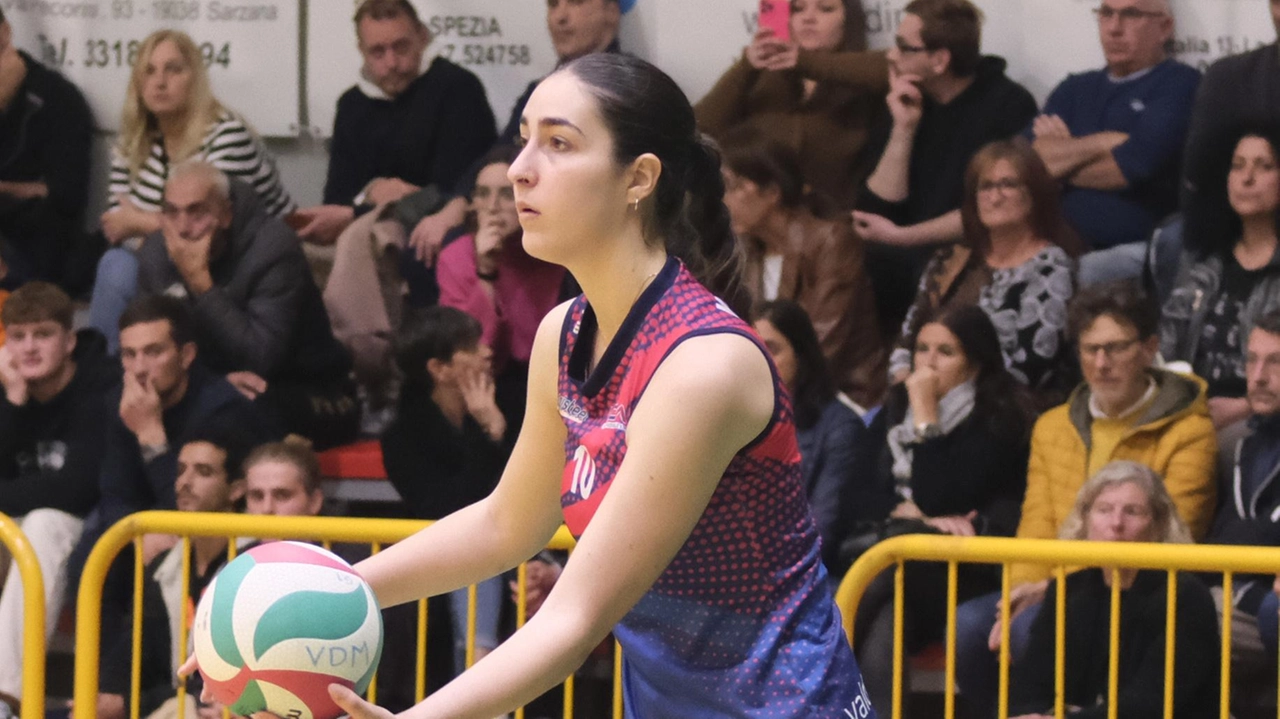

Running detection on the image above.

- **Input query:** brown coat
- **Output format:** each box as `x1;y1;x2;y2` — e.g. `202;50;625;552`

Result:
696;50;890;209
743;210;886;407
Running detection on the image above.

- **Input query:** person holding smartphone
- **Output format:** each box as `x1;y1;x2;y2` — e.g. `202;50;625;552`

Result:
696;0;889;210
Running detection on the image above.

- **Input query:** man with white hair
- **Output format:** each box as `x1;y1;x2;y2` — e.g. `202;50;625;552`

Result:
1030;0;1198;284
134;160;359;449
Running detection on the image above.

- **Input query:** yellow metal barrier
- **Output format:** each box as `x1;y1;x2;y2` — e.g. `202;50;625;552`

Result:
72;511;611;719
835;534;1280;719
0;513;46;719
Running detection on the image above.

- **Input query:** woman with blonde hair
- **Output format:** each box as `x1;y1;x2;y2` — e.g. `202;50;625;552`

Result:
89;29;294;349
1009;461;1218;719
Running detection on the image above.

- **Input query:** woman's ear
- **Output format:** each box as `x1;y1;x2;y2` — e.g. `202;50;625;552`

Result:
425;357;449;384
627;153;663;206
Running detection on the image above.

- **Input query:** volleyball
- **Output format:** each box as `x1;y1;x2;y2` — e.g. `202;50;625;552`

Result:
192;541;384;719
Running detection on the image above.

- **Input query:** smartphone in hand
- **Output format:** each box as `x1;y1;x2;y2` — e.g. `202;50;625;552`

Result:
759;0;791;42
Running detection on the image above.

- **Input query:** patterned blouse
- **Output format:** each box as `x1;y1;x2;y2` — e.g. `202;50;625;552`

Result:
890;245;1076;392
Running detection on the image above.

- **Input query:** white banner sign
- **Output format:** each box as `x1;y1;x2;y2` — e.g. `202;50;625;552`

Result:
307;0;558;138
1;0;300;136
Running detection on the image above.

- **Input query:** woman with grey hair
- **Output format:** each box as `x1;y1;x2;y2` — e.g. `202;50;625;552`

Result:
1009;461;1218;719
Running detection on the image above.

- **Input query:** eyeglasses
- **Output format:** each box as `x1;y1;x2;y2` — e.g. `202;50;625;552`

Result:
893;37;930;54
976;178;1025;196
1093;6;1165;23
1079;337;1142;359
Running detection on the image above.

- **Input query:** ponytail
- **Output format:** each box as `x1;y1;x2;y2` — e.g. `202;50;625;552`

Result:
564;53;749;316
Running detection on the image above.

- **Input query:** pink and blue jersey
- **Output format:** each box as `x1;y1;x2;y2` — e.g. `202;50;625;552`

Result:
557;257;875;718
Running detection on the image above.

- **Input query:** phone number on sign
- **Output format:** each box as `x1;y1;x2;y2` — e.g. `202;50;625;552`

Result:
438;44;532;67
34;35;231;69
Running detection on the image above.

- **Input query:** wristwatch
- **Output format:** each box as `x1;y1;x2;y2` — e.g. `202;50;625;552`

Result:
914;422;941;441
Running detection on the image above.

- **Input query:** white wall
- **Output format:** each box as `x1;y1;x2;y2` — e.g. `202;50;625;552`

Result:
70;0;1279;224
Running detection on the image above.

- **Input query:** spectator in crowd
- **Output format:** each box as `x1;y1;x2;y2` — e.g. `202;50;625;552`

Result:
954;280;1217;717
722;135;886;407
381;306;509;676
66;295;278;633
1206;312;1280;661
0;283;116;717
436;146;566;426
696;0;888;209
90;29;294;351
1161;129;1280;430
0;8;93;289
294;0;496;248
136;161;358;448
1031;0;1197;286
96;426;255;719
754;300;867;564
406;0;622;266
851;0;1038;336
848;305;1031;714
891;140;1079;399
1009;461;1219;719
242;436;325;519
1182;0;1280;248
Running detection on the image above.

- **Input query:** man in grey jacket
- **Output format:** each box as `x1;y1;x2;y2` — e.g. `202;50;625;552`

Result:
136;160;358;449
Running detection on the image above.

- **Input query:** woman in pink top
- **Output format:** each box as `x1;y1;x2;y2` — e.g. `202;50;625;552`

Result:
436;145;567;422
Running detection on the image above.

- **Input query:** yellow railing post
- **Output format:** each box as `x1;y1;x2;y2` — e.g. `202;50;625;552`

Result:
0;514;46;719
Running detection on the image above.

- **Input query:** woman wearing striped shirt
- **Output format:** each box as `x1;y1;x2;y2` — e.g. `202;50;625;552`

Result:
90;29;295;349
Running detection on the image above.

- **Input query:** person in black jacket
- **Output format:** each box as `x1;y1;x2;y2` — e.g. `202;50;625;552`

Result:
753;300;868;572
136;161;358;449
849;0;1038;336
1010;461;1218;719
292;0;496;247
382;305;509;675
0;9;93;290
0;282;116;713
848;303;1032;714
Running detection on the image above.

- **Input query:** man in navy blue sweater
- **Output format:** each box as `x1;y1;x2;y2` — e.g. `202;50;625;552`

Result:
1030;0;1199;283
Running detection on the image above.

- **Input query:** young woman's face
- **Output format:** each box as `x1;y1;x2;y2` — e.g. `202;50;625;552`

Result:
754;318;798;389
472;162;520;239
1085;481;1156;543
913;322;976;396
975;158;1034;237
1228;135;1280;221
510;71;634;266
141;39;194;119
791;0;846;52
722;168;780;240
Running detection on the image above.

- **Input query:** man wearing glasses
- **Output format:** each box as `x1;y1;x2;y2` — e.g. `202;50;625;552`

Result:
953;280;1217;717
1032;0;1199;285
851;0;1036;340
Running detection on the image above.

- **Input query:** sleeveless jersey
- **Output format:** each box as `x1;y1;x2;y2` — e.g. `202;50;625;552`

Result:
557;257;875;718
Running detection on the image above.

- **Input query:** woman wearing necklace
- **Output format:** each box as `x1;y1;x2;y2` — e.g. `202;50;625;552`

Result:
184;54;877;718
1161;128;1280;430
891;139;1081;402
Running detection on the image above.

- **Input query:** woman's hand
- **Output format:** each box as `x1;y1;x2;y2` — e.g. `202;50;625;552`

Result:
889;500;923;520
745;28;797;71
473;217;506;277
101;194;157;245
923;511;978;537
1207;396;1251;430
904;366;940;425
328;684;396;719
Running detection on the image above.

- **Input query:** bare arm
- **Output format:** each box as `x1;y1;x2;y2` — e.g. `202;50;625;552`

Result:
355;304;572;608
341;332;776;719
852;208;963;247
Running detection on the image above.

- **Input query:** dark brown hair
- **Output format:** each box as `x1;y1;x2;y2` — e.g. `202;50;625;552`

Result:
1066;280;1159;343
903;0;983;77
961;139;1083;258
